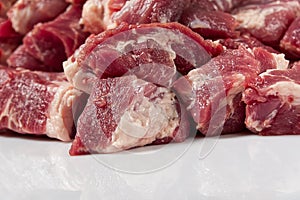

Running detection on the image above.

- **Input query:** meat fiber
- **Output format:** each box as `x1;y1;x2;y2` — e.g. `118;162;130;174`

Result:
8;5;89;72
233;0;300;46
69;75;189;155
64;22;223;93
81;0;190;34
7;0;68;35
0;66;85;141
0;19;22;65
280;16;300;59
173;47;289;135
243;62;300;135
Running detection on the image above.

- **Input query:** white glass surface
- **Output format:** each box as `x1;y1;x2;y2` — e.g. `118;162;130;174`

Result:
1;131;300;200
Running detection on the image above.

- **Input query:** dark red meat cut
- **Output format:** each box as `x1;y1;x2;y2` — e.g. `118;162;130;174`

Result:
7;0;68;35
0;0;17;18
243;62;300;135
8;5;89;72
173;47;289;135
280;16;300;59
188;0;235;12
0;66;85;141
64;22;223;93
66;0;87;4
7;45;46;70
0;19;22;65
180;9;238;40
233;0;300;46
70;75;190;155
219;33;278;53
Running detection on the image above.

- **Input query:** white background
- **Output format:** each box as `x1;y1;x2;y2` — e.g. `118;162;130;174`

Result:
1;131;300;200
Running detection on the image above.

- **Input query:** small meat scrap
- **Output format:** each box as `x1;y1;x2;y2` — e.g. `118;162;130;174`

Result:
244;62;300;135
0;66;85;141
69;75;189;155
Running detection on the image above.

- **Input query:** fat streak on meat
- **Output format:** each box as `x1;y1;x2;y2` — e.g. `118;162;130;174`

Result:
243;62;300;135
69;75;189;155
81;0;190;34
7;0;68;35
8;5;89;72
233;0;300;46
64;22;223;93
173;47;289;135
0;66;85;141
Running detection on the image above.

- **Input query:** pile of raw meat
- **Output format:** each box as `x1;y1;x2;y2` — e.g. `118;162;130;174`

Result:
0;0;300;155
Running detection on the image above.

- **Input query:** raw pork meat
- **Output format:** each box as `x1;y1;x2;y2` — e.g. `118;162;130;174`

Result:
0;66;85;141
69;75;189;155
233;0;300;46
81;0;190;34
280;16;300;59
173;47;289;135
7;0;68;35
81;0;126;34
219;33;278;53
64;22;223;93
0;0;17;18
8;5;89;72
0;19;22;65
243;62;300;135
180;9;238;40
66;0;87;4
112;0;189;26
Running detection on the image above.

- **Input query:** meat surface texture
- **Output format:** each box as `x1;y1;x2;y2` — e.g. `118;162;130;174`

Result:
8;5;89;72
233;0;300;46
180;9;238;40
280;16;300;59
0;19;22;65
243;62;300;135
173;47;289;135
0;0;17;18
69;75;189;155
0;66;84;141
7;0;68;35
81;0;126;34
81;0;190;34
219;33;278;53
64;22;223;93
